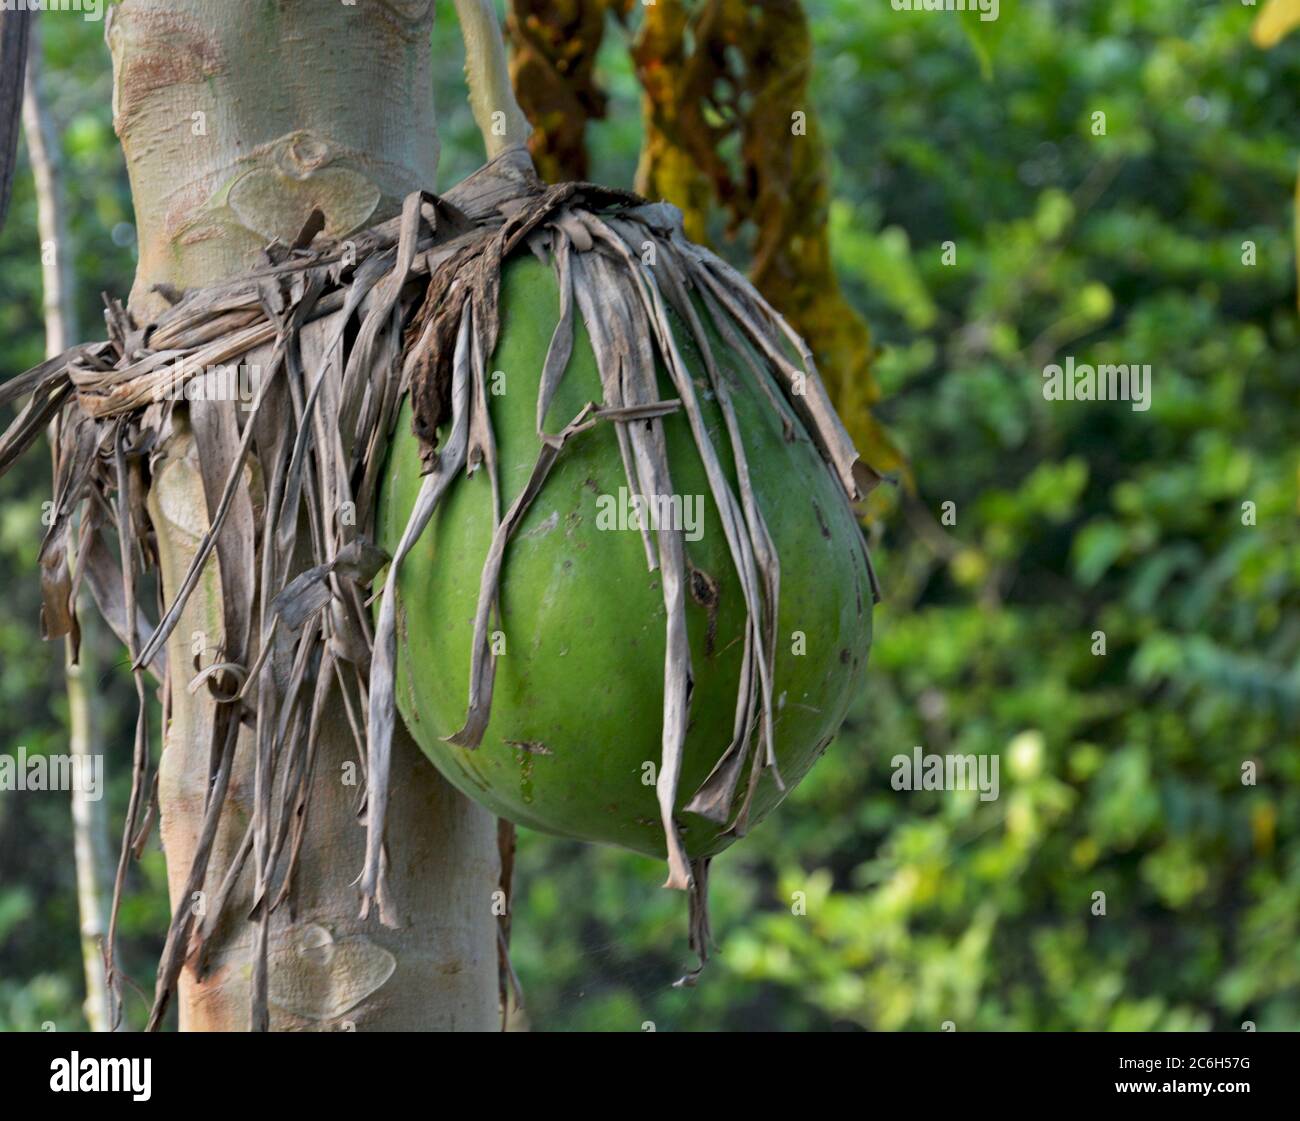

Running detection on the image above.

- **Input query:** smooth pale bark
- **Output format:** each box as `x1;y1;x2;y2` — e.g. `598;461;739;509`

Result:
453;0;532;158
23;16;114;1034
110;0;499;1031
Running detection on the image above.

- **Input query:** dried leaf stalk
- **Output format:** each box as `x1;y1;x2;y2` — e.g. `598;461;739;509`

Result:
0;146;874;1023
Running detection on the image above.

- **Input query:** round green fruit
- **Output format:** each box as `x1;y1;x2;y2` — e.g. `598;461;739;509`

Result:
376;252;872;860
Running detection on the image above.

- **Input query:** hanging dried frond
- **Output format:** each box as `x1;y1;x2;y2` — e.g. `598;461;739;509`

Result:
0;144;874;1026
632;0;904;482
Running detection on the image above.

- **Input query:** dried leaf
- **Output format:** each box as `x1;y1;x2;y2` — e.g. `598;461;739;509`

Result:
0;141;876;1014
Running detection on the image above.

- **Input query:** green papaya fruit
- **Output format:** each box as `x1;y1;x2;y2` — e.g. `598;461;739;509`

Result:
376;250;872;862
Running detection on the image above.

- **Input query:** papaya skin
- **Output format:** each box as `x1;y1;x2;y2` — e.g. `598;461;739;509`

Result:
376;252;872;860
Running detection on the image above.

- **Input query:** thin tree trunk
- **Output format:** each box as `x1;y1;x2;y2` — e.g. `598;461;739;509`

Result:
108;0;499;1031
22;15;114;1035
0;7;30;232
455;0;533;160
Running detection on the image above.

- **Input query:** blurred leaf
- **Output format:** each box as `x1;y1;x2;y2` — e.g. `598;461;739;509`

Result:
1252;0;1300;49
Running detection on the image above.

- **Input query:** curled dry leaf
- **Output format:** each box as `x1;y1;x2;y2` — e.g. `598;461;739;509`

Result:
0;145;877;1021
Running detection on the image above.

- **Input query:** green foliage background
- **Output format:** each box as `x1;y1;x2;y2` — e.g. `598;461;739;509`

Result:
1;0;1297;1031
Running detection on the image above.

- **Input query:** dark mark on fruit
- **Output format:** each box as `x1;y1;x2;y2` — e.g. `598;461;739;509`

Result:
688;563;720;655
812;498;832;540
506;739;553;755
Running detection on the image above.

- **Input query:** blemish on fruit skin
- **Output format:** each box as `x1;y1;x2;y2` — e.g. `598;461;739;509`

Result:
839;648;851;665
516;753;536;804
451;746;491;793
812;499;832;540
396;605;420;723
454;760;490;794
687;564;721;655
506;739;553;756
522;510;559;539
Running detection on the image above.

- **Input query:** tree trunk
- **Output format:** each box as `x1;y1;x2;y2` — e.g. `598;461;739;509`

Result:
23;15;114;1034
0;7;29;231
505;0;612;183
631;0;901;481
109;0;500;1031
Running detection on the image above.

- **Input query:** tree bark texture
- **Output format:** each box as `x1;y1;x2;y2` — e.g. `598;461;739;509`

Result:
23;14;115;1034
110;0;500;1031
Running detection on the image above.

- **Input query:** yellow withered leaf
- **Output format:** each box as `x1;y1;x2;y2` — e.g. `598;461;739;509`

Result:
1252;0;1300;49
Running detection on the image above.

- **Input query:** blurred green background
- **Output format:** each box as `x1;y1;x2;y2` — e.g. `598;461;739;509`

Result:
1;0;1298;1031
